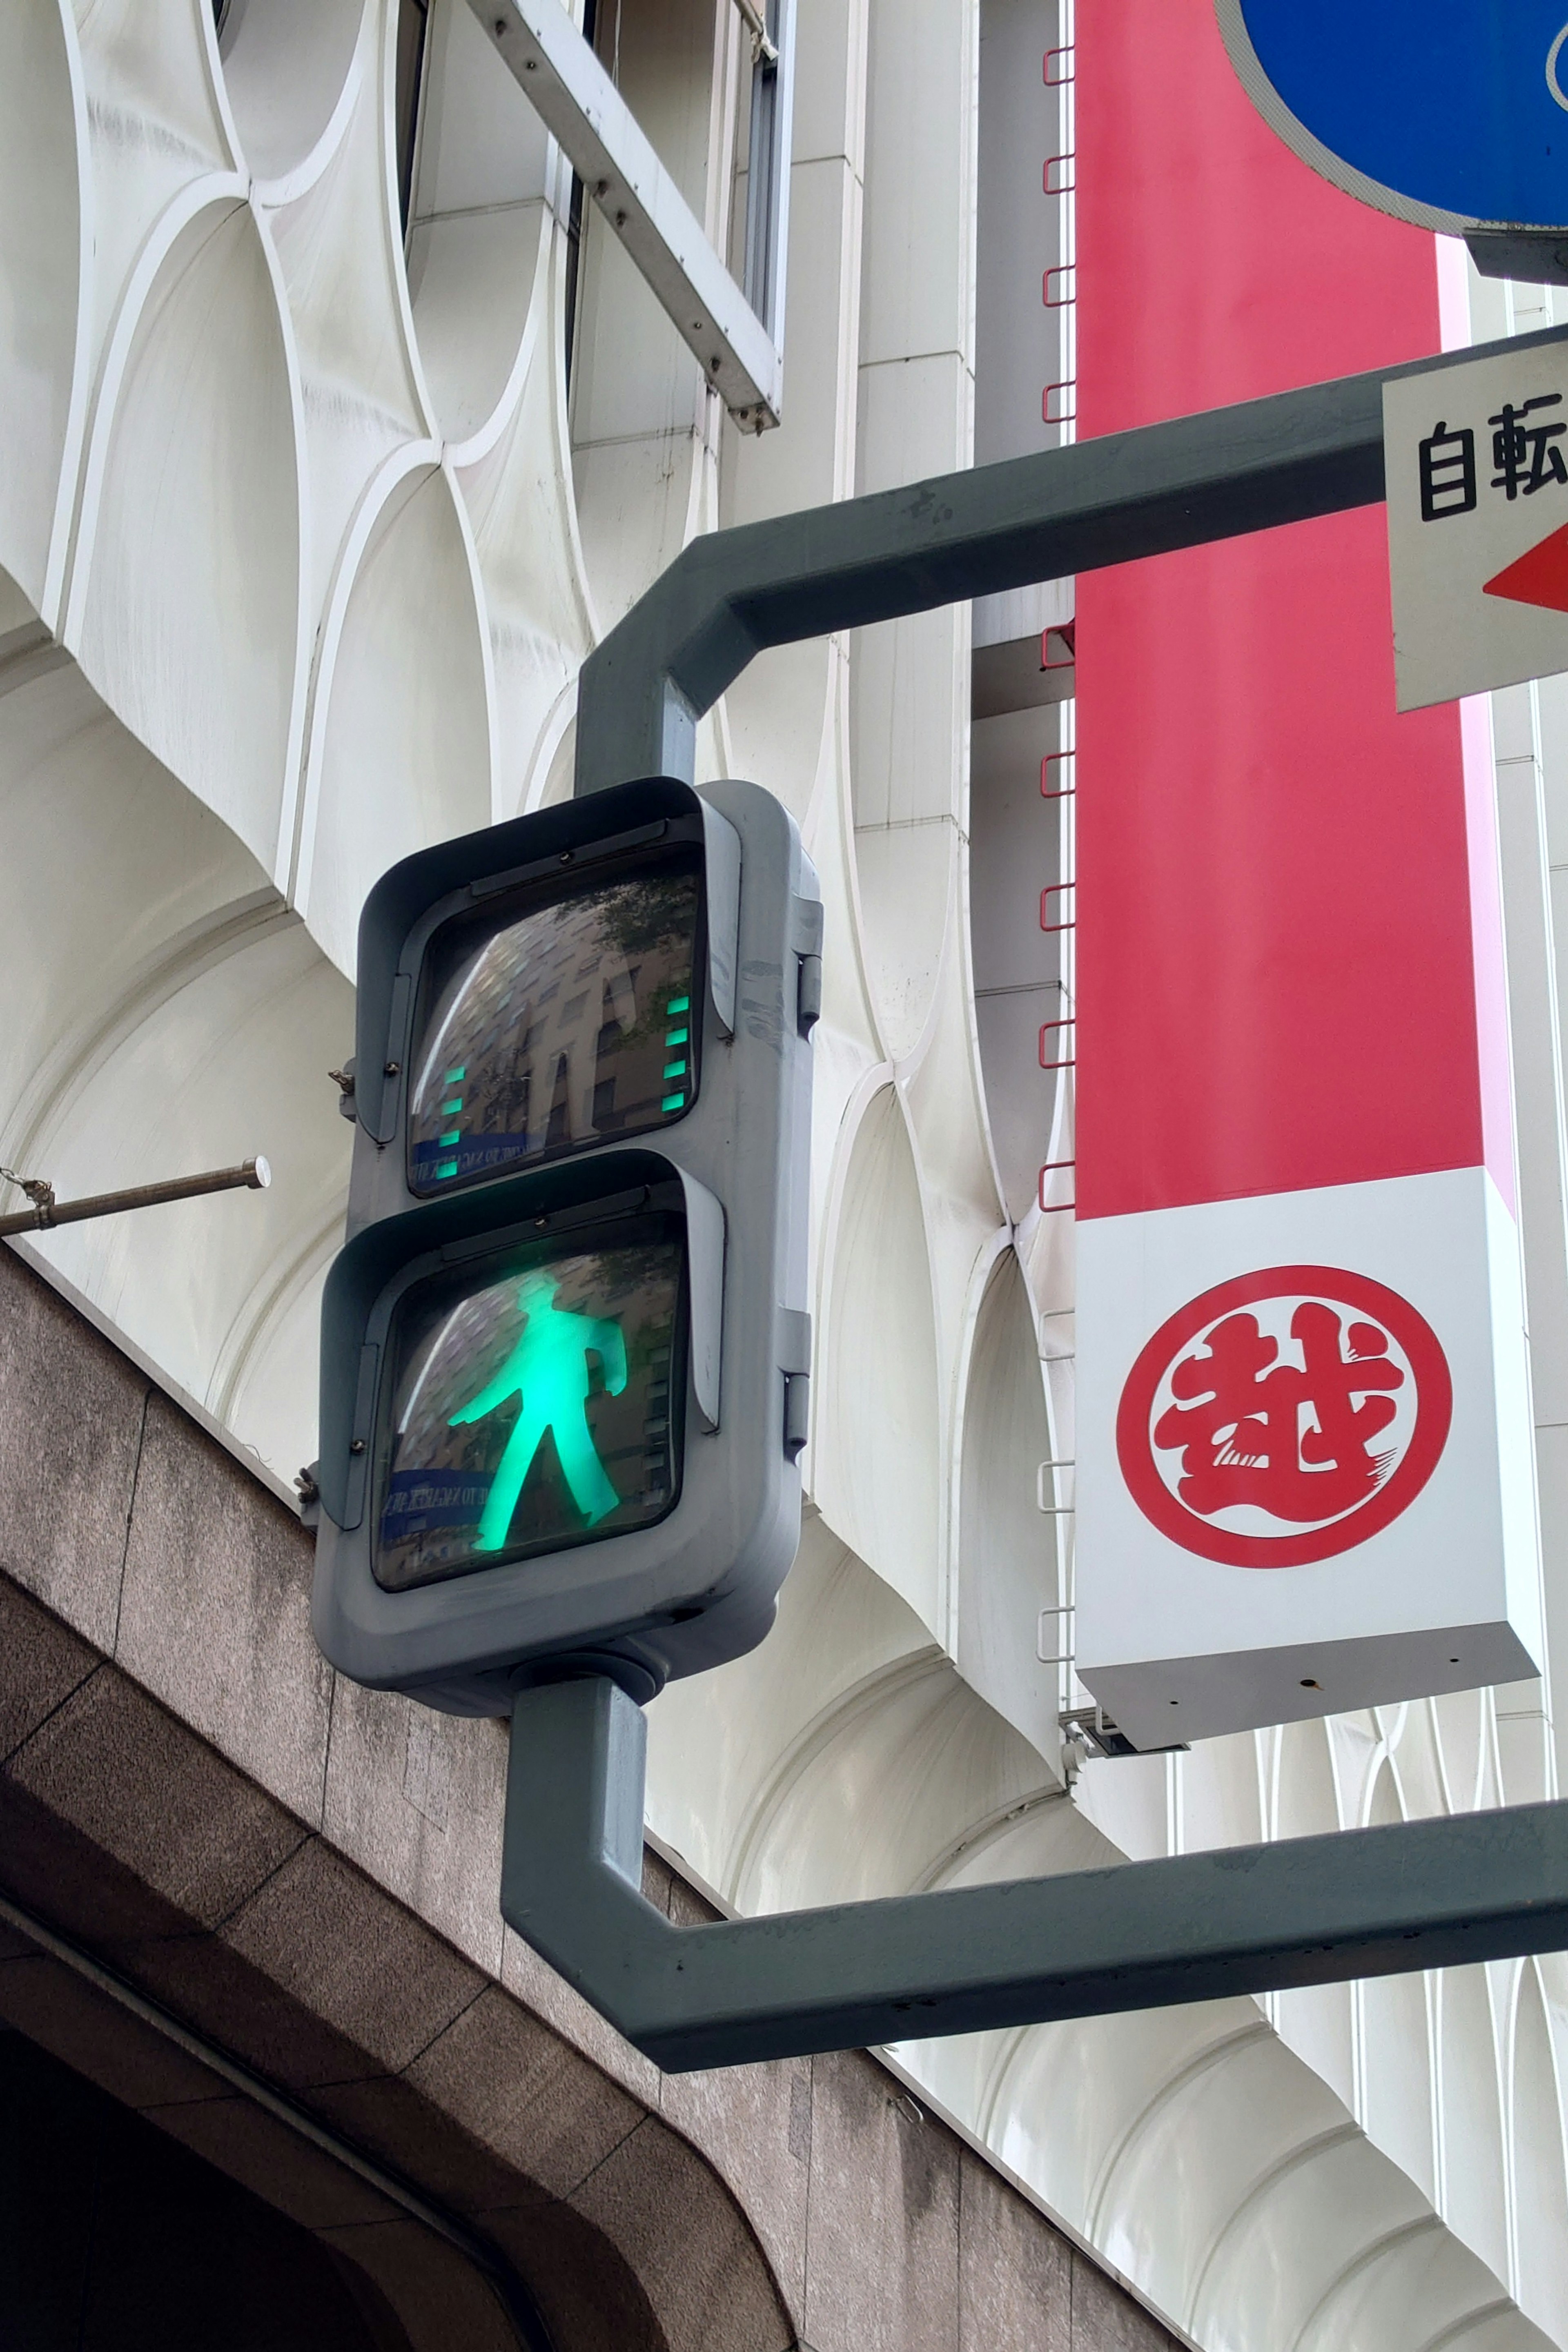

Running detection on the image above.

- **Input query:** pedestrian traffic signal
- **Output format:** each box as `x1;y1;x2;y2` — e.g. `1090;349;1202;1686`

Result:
311;777;821;1714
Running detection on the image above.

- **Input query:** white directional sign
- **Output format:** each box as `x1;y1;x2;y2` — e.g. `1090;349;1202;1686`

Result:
1385;343;1568;710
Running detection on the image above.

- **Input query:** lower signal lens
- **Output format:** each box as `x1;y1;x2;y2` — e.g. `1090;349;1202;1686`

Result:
373;1229;684;1592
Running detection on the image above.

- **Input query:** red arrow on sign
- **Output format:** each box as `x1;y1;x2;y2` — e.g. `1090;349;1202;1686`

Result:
1483;519;1568;614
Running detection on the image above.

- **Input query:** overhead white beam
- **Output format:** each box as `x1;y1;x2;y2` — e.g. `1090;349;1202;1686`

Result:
470;0;783;430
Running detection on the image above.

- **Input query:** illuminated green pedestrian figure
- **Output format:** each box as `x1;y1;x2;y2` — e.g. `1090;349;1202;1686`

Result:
449;1271;628;1551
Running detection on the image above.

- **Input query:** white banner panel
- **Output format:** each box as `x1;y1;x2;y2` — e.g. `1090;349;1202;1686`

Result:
1075;1166;1541;1749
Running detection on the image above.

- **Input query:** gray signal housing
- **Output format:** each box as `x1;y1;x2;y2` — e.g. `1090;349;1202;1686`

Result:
311;777;820;1714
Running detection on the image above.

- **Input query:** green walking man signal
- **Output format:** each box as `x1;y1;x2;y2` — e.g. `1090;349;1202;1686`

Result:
449;1273;628;1547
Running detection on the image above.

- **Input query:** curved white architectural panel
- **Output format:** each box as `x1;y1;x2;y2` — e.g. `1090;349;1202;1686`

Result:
449;239;597;818
984;2005;1274;2239
1097;2028;1356;2323
1436;1684;1504;1815
571;236;720;631
407;0;555;448
213;1220;340;1487
1275;1715;1346;1837
1387;1699;1457;1822
0;637;348;1472
1513;1967;1568;2345
261;4;428;639
957;1247;1058;1757
848;617;964;1063
730;1646;1046;1913
29;915;349;1454
1440;1966;1510;2282
1182;1732;1266;1853
1361;1962;1438;2206
565;0;730;635
0;645;272;1169
412;202;547;449
813;1083;942;1632
71;0;238;387
0;2;89;618
648;1513;956;1890
1295;2227;1516;2352
723;640;840;829
68;198;305;883
1201;2132;1431;2349
298;460;492;976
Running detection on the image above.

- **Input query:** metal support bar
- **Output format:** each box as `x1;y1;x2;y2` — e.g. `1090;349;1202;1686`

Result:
472;0;783;429
0;1157;270;1240
502;1678;1568;2072
572;321;1568;795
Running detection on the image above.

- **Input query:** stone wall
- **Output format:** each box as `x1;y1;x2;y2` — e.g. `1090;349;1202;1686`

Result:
0;1239;1180;2352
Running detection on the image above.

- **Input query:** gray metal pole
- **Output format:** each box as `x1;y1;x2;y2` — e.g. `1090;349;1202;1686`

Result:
574;321;1568;796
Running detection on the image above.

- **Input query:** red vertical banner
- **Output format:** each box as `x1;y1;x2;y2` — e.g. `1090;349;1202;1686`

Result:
1069;2;1541;1744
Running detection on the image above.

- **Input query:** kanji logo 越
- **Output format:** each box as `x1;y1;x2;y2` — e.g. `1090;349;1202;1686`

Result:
1115;1266;1452;1568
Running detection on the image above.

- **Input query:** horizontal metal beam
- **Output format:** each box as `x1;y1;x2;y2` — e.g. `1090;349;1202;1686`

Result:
574;320;1568;795
473;0;782;429
503;1677;1568;2072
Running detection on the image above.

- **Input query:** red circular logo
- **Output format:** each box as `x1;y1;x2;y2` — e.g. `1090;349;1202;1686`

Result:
1116;1265;1452;1568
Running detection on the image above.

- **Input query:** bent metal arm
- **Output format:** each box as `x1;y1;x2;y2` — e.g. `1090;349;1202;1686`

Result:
503;1678;1568;2074
572;320;1568;797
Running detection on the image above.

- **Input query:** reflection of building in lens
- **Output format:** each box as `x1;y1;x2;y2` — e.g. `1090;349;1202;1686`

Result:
408;872;699;1191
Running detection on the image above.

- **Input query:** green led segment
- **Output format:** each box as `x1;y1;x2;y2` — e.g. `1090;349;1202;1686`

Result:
441;1097;463;1116
439;1129;461;1146
444;1065;466;1083
661;1092;686;1114
662;1060;687;1081
666;995;690;1015
664;1027;688;1048
435;1158;459;1179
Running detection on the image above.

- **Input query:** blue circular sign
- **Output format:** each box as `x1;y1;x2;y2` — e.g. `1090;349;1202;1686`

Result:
1217;0;1568;232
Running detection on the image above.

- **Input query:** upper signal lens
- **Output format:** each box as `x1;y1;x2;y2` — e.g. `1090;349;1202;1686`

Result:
407;859;702;1196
